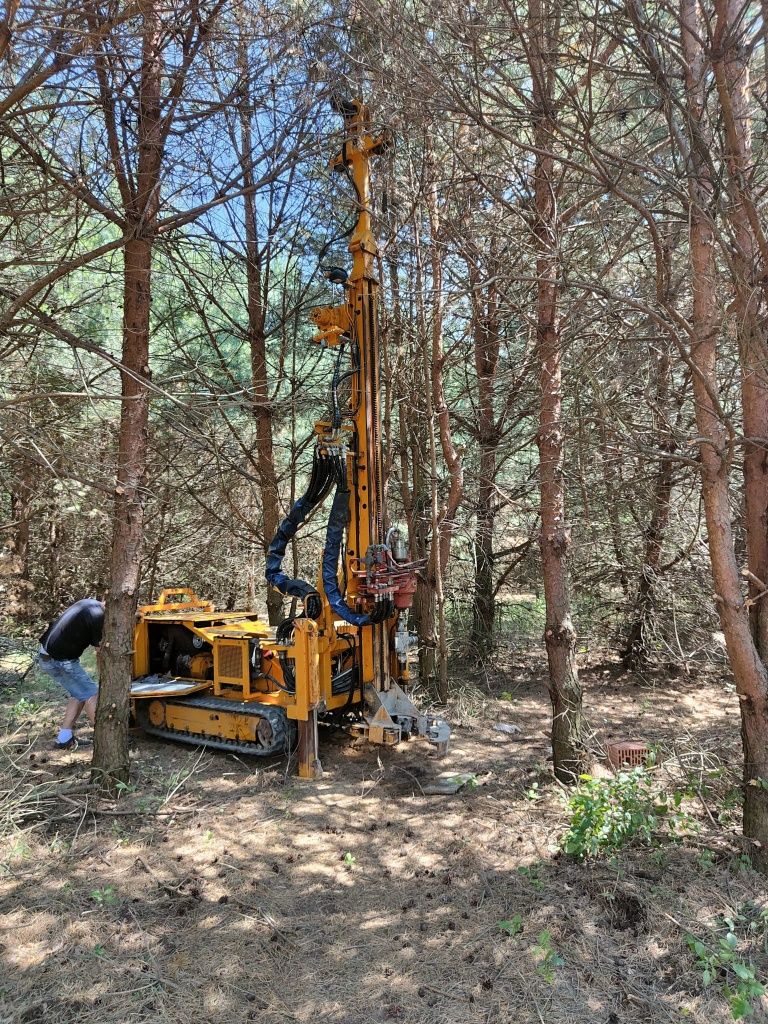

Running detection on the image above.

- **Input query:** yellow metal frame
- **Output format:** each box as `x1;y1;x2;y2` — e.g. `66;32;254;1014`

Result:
133;592;352;714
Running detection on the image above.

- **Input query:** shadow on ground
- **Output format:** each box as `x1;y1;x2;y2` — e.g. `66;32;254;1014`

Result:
0;655;765;1024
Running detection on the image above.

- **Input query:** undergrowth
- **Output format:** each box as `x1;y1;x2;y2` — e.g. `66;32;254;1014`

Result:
686;907;768;1019
561;766;695;859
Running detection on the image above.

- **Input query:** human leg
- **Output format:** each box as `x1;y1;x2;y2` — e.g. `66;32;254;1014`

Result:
84;695;98;725
61;697;86;731
37;656;98;744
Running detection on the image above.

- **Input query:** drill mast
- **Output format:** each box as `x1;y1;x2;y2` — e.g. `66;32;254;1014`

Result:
267;98;450;774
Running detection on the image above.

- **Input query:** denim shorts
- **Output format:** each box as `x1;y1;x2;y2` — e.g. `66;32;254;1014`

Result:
37;651;98;701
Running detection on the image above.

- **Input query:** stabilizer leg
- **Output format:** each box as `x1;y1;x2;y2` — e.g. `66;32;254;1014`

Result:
297;708;322;779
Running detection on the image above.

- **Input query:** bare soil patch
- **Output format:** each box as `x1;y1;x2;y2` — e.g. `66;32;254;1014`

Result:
1;654;766;1024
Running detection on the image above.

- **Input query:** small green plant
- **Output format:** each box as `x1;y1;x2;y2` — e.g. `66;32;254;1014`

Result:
686;928;765;1019
447;773;477;791
648;848;667;868
730;852;753;873
523;781;541;802
499;914;523;937
92;943;106;957
90;886;118;906
499;691;515;702
561;767;693;859
342;851;356;868
7;696;42;722
6;837;31;860
718;787;743;826
696;848;716;872
517;865;544;892
203;828;214;843
531;930;564;983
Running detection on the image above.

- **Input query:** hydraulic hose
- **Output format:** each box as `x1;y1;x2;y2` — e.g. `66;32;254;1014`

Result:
322;482;371;626
265;449;340;602
321;479;393;628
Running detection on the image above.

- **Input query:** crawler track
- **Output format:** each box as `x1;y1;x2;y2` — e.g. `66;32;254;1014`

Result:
135;694;295;756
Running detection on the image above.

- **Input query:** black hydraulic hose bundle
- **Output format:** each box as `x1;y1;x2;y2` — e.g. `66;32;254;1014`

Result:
321;467;393;627
322;480;371;627
265;448;341;602
331;340;359;428
266;438;390;627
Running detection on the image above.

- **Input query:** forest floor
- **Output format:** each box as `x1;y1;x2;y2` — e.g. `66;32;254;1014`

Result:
0;649;766;1024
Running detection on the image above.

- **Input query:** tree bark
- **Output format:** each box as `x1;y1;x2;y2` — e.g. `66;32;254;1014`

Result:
684;0;768;866
529;0;586;782
622;347;675;668
425;139;464;701
93;0;162;790
711;0;768;662
410;205;438;690
238;39;282;626
471;276;501;651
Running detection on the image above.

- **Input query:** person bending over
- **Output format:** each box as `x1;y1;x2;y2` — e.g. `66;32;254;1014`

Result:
37;598;105;750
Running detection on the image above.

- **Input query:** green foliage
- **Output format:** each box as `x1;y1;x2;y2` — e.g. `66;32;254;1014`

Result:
496;598;547;639
4;837;31;863
531;930;564;983
499;915;523;936
342;851;356;868
686;920;765;1020
90;885;118;906
48;833;69;855
523;781;541;802
696;848;716;872
517;865;544;891
561;767;693;859
498;918;563;984
6;696;43;722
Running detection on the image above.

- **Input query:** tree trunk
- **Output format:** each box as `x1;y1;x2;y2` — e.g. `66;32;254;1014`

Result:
93;0;162;791
471;279;501;652
409;206;439;691
684;0;768;866
425;140;464;701
622;459;674;668
622;348;675;668
239;42;282;626
95;235;153;788
711;0;768;663
596;420;630;598
529;0;586;782
472;468;496;650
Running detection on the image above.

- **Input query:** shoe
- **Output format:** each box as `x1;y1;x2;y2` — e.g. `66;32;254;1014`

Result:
54;737;78;750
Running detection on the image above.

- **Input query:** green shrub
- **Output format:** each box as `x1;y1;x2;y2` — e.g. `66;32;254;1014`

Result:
561;766;692;859
686;923;765;1020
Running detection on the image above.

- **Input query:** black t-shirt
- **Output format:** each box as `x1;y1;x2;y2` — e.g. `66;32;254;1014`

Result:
40;599;104;660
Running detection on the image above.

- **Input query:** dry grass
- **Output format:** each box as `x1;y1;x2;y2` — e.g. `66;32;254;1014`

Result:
0;656;767;1024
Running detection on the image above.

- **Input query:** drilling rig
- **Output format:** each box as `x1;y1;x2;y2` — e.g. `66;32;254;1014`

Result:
129;100;451;777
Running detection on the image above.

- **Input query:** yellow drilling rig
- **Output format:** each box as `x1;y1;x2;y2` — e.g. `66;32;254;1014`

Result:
129;100;450;777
